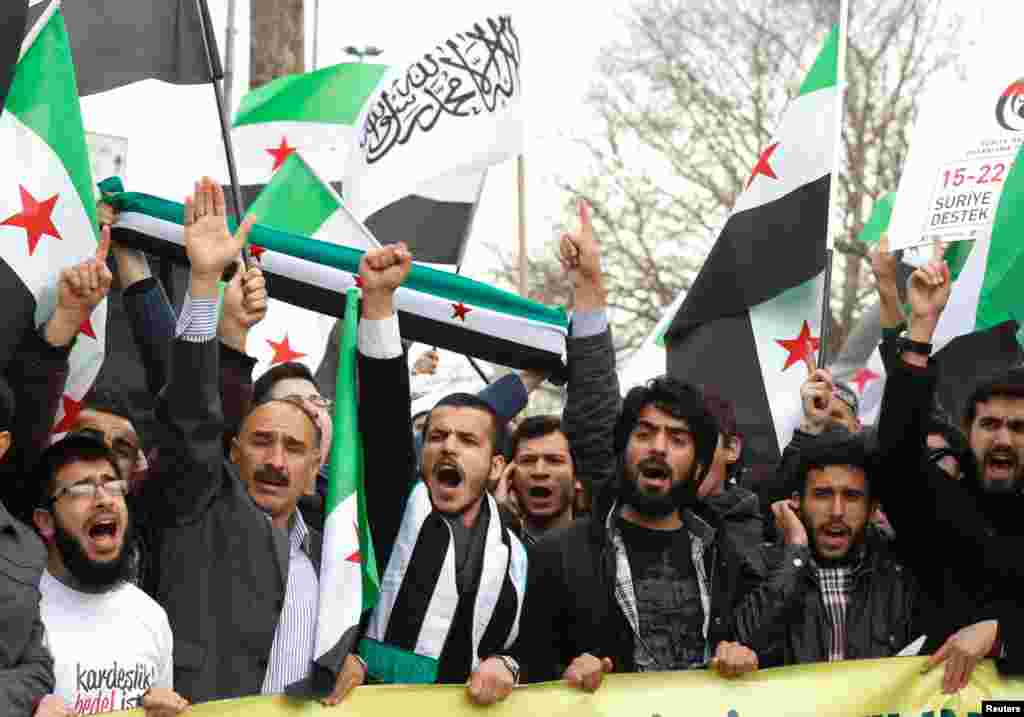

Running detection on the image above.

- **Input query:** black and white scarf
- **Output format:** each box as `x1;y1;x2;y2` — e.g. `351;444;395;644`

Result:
360;482;527;683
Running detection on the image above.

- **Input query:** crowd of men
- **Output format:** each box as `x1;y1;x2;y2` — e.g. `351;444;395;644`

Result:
0;178;1020;716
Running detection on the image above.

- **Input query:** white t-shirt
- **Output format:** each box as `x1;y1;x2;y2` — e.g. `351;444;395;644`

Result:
39;570;174;715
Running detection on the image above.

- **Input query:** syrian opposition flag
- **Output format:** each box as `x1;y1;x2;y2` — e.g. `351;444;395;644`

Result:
0;2;105;430
307;287;379;690
618;292;685;394
343;15;523;225
106;168;567;374
27;0;219;96
229;62;486;265
664;26;840;466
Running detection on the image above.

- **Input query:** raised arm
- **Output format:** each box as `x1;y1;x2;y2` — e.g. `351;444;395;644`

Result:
144;179;255;519
356;243;415;570
559;200;620;496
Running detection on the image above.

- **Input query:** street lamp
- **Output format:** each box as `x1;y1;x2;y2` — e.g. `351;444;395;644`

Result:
343;45;384;63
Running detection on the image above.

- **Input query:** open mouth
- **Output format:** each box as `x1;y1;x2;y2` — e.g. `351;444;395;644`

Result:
254;466;289;487
434;463;463;488
987;454;1016;476
528;485;553;499
638;462;671;488
820;524;850;543
86;517;120;548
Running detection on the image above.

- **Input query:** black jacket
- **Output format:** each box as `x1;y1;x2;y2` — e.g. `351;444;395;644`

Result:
515;486;757;683
138;337;326;703
735;536;918;666
698;484;768;577
0;500;53;716
874;340;1024;672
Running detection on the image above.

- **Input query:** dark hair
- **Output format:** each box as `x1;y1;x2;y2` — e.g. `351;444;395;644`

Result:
962;368;1024;430
428;393;502;453
244;396;323;449
925;408;969;456
702;389;738;438
792;430;877;498
510;414;577;470
614;376;720;484
0;377;14;432
252;362;320;405
80;387;134;425
35;432;122;507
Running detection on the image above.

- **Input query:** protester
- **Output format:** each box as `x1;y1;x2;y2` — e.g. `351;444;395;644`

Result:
130;178;362;705
732;430;918;666
30;433;187;716
873;249;1024;693
697;391;766;576
0;377;55;716
353;239;526;706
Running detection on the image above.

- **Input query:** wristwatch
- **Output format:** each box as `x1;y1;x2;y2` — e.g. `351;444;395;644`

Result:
896;335;933;356
492;654;520;684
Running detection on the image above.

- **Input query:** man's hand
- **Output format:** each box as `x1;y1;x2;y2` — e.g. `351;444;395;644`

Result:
771;499;808;546
413;349;440;376
563;653;613;693
183;178;255;298
467;656;515;706
559;199;606;311
141;687;190;716
710;641;759;678
33;695;70;717
359;243;412;320
492;461;523;528
799;368;834;434
906;241;950;343
869;234;901;296
97;200;118;227
925;619;998;694
322;653;366;706
45;227;114;347
219;262;268;352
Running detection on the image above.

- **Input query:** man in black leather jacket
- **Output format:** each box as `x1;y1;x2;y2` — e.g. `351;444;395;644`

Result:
734;430;918;666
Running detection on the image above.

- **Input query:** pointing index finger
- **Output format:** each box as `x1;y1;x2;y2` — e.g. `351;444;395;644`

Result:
96;225;111;263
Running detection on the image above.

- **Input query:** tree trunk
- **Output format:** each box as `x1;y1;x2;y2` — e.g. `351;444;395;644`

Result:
250;0;303;90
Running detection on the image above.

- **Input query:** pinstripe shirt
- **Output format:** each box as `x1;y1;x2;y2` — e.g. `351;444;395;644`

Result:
261;511;319;694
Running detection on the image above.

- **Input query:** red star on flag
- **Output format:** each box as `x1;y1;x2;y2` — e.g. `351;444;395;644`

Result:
79;318;96;340
775;320;820;371
851;367;881;394
746;142;780;189
2;185;62;255
346;522;361;563
266;334;307;365
354;275;364;289
266;137;296;172
248;244;266;262
52;394;83;434
451;302;472;321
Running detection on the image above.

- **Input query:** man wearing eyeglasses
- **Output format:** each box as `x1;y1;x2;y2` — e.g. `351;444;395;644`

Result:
30;433;188;717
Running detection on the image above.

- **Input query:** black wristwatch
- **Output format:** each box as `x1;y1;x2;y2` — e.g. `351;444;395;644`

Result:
491;654;520;684
896;335;933;356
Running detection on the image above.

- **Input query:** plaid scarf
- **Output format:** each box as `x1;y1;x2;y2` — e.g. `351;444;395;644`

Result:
816;565;855;661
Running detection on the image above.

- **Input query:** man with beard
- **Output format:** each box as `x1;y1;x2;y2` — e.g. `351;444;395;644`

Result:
731;430;918;666
30;433;187;717
355;275;527;705
872;249;1024;692
515;375;761;689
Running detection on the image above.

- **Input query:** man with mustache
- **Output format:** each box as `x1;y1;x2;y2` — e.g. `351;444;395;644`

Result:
30;433;187;717
730;430;918;666
130;178;370;706
872;248;1024;692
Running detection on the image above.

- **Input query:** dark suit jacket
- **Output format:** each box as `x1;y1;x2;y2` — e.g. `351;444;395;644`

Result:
138;336;324;704
0;500;53;715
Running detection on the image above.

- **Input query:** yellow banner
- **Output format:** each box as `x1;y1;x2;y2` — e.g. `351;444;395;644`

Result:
108;657;1024;716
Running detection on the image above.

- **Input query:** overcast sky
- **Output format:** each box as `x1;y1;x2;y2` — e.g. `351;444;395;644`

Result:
79;0;635;280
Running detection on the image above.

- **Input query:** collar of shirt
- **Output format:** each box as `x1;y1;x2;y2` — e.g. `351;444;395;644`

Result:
264;510;312;556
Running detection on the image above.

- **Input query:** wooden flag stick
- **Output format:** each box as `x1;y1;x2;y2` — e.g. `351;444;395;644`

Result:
517;154;528;297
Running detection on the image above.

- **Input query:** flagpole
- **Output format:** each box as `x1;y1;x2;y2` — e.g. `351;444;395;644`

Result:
223;0;237;112
818;0;849;368
194;0;250;268
516;155;528;297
